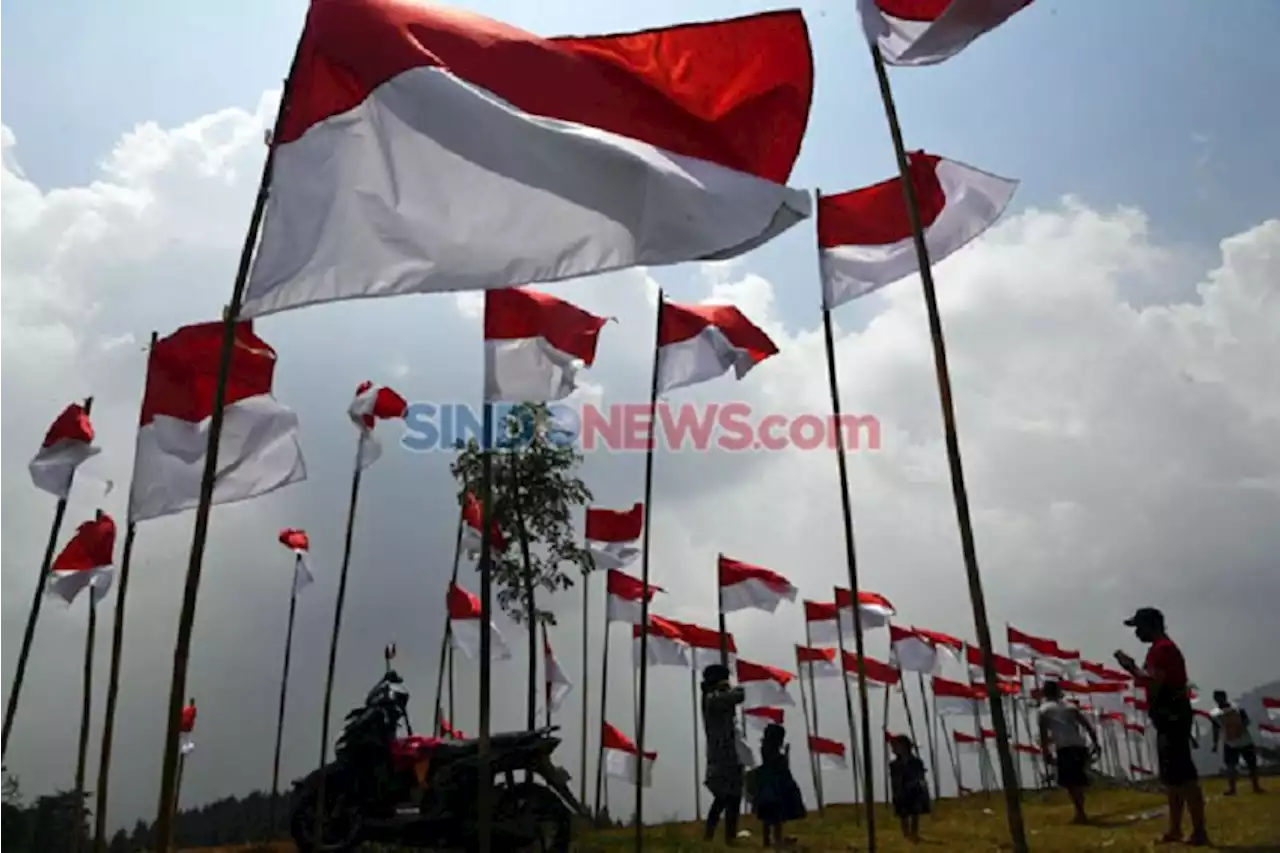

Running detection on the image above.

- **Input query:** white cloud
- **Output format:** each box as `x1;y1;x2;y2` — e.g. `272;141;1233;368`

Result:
3;96;1279;834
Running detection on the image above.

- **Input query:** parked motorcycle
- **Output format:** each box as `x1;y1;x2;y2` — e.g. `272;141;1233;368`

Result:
290;670;585;851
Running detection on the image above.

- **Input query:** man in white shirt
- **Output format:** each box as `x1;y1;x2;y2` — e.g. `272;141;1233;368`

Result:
1038;680;1101;824
1209;690;1264;795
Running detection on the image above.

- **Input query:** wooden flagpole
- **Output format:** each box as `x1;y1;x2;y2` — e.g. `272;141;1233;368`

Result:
542;623;553;729
431;499;466;734
822;287;877;846
266;553;302;839
689;665;702;820
511;460;539;736
831;594;864;827
311;434;368;844
475;403;497;853
794;646;822;814
152;37;306;844
898;677;929;800
916;673;941;802
941;718;963;796
93;333;156;853
2;394;94;757
72;581;100;853
592;616;612;820
580;555;591;806
803;623;825;812
881;679;892;804
868;44;1028;852
632;290;664;852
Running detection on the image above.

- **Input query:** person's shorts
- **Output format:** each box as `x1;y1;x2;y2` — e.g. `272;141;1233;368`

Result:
1155;722;1198;787
1055;746;1090;789
1223;744;1257;771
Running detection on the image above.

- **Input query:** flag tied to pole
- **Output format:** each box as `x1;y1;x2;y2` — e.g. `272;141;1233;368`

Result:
484;288;609;403
277;528;315;594
585;504;644;572
49;511;116;604
601;722;656;787
29;402;100;499
348;381;408;470
656;303;780;393
857;0;1033;67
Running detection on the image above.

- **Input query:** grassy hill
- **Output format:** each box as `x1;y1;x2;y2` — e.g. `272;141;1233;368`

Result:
184;778;1279;852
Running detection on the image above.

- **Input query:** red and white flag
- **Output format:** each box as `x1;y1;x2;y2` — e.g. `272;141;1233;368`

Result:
48;511;116;604
585;504;643;571
543;633;572;711
180;702;197;755
1130;763;1153;777
818;152;1016;308
1080;660;1130;684
460;492;507;558
803;600;852;645
241;1;813;318
1258;722;1280;741
1084;682;1126;713
1124;721;1145;737
890;625;939;674
605;568;662;625
836;588;896;632
448;582;512;661
737;659;795;707
745;707;785;732
841;653;902;689
669;620;736;671
129;322;306;521
1014;743;1041;757
632;616;690;668
932;676;983;716
913;627;965;662
439;717;466;740
484;288;610;403
601;722;656;787
656;303;779;393
953;729;992;753
796;645;839;679
808;735;847;771
966;645;1032;682
1262;697;1279;722
718;555;796;614
857;0;1032;66
349;381;408;469
278;528;315;594
29;403;100;499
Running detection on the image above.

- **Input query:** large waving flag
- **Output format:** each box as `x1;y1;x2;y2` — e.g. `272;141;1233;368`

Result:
48;512;117;604
448;582;512;661
543;633;572;712
656;303;779;393
129;322;306;522
932;676;983;716
605;569;662;625
737;659;795;707
585;504;644;571
819;152;1016;308
857;0;1032;66
602;722;656;787
29;403;100;498
718;555;797;614
796;645;840;678
348;381;408;469
890;625;938;674
1263;697;1280;722
242;1;814;317
809;736;847;771
836;588;896;631
459;492;507;558
669;620;736;671
842;652;901;688
484;288;609;403
745;706;785;732
632;616;690;669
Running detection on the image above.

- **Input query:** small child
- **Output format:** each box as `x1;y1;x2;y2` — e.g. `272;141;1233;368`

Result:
752;723;807;848
889;734;930;843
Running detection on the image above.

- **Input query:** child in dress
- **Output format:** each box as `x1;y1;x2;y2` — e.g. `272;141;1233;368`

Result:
752;723;807;848
889;734;931;843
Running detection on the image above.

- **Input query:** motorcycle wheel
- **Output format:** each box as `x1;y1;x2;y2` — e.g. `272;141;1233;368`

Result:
492;780;573;853
290;771;363;853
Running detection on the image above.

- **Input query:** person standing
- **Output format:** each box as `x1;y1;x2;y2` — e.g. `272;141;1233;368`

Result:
1036;680;1101;824
888;734;931;843
751;723;807;848
1209;689;1265;796
701;663;746;845
1115;607;1209;846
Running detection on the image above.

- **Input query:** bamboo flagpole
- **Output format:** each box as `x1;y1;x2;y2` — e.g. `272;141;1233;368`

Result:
431;497;467;734
511;460;539;735
794;646;822;814
93;333;156;853
267;553;303;838
311;434;369;844
831;593;864;827
916;673;940;802
819;270;877;844
689;665;702;820
475;402;497;853
592;612;613;819
867;45;1028;852
152;39;307;845
579;556;591;805
803;624;825;812
543;623;553;729
72;578;101;853
632;291;665;852
3;395;94;757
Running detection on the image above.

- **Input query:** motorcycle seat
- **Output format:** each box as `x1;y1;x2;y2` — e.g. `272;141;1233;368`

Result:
435;728;552;759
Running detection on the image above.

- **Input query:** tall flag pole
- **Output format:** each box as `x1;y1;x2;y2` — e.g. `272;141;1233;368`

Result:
803;623;827;812
819;260;879;844
581;543;592;806
268;529;313;837
432;500;468;735
150;30;305;841
633;291;665;851
476;403;497;853
312;382;407;844
3;396;96;756
860;17;1030;850
92;333;156;853
830;598;866;825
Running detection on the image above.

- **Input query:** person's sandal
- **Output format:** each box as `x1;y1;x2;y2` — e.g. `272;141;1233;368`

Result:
1185;831;1210;847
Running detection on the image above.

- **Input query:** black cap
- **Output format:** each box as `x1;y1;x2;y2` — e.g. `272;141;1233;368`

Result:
1124;607;1165;629
702;663;730;685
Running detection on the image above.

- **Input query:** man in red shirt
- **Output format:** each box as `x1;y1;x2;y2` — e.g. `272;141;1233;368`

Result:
1115;608;1208;846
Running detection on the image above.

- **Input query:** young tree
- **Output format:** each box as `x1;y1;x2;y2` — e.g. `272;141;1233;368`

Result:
452;403;593;728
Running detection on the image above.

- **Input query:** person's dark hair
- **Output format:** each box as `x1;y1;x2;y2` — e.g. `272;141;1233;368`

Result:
762;723;786;758
701;663;730;690
891;734;913;752
1042;680;1063;700
1213;689;1228;703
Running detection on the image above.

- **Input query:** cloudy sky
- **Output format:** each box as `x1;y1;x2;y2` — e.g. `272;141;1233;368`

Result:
3;0;1279;834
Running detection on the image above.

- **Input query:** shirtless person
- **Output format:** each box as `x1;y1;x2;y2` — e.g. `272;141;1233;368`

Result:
1209;690;1264;795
